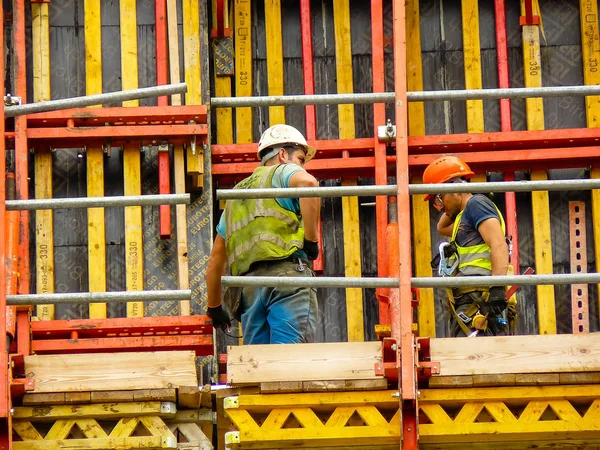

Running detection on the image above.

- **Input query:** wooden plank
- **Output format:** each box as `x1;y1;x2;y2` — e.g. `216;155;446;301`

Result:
473;374;516;387
461;0;484;133
34;149;54;321
12;421;43;441
531;170;557;334
65;392;92;404
260;381;303;394
302;380;346;392
12;437;176;450
85;0;106;319
91;390;135;403
182;0;203;182
593;167;600;326
134;389;177;402
213;0;233;145
22;393;65;406
234;0;253;143
119;0;139;106
264;0;285;124
174;146;190;316
32;2;50;103
428;376;474;388
560;372;600;384
341;180;364;342
227;342;382;384
26;351;198;393
345;379;389;391
13;402;174;421
177;386;201;408
430;334;600;376
515;373;560;386
521;22;544;131
167;0;182;106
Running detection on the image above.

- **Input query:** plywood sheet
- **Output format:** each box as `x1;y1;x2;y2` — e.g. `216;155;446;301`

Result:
227;342;382;384
26;351;197;393
431;333;600;376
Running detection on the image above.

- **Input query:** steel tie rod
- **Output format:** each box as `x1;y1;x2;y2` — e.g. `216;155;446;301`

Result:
217;179;600;200
5;83;188;117
222;273;600;289
7;289;191;306
211;84;600;108
6;194;190;211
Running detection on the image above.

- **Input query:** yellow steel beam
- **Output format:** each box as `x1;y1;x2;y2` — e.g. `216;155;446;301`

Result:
265;0;285;124
334;0;363;342
521;3;556;334
461;0;484;133
182;0;204;186
13;402;174;421
85;0;107;318
12;436;176;450
120;0;144;317
235;0;253;143
407;0;435;338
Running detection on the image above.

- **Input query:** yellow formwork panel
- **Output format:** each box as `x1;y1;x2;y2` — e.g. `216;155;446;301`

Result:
265;0;285;124
461;0;484;133
235;0;253;143
222;386;600;448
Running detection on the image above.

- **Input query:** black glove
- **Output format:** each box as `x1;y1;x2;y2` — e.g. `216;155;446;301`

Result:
303;239;319;261
487;286;507;316
207;304;232;331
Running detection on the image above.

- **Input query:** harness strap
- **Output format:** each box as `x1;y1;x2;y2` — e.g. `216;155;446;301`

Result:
445;288;480;336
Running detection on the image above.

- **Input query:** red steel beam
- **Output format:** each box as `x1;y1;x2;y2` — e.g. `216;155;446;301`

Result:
372;0;390;325
26;123;207;140
14;0;30;299
156;0;171;239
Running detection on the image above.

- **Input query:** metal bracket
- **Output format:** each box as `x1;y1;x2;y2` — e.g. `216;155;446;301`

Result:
374;337;399;382
4;94;22;106
377;119;396;142
158;143;169;153
223;396;239;410
416;337;441;382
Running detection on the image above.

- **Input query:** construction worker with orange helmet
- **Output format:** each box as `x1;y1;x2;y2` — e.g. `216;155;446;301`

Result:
423;155;512;337
206;124;321;344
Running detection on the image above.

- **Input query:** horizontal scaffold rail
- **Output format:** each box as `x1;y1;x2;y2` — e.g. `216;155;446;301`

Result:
211;84;600;108
6;194;190;210
221;273;600;289
5;83;187;117
6;290;191;306
217;178;600;199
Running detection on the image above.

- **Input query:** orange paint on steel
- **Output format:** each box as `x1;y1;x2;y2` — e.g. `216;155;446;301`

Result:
5;174;19;340
569;201;589;333
371;0;390;324
14;0;30;297
26;124;208;140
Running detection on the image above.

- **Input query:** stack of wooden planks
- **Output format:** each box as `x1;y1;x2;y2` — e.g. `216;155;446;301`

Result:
16;351;213;449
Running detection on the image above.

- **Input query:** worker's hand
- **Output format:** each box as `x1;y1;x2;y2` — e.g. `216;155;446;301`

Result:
487;286;507;316
207;304;232;331
303;239;319;260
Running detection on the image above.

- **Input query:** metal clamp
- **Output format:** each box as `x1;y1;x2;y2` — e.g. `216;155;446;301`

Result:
4;94;22;106
377;119;396;142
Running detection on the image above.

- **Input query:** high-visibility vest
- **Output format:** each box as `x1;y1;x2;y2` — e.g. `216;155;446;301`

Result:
450;199;506;276
225;165;304;276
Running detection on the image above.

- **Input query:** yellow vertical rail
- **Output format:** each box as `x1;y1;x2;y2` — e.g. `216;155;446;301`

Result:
235;0;253;143
32;2;53;320
183;0;204;187
407;0;434;337
265;0;285;124
461;0;484;133
580;0;600;321
521;3;556;334
85;0;107;318
213;0;233;144
167;0;190;316
120;0;144;317
334;0;363;341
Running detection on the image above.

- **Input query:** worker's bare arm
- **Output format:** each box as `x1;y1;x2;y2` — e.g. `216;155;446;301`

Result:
290;171;321;242
478;217;509;276
437;213;454;237
206;234;227;308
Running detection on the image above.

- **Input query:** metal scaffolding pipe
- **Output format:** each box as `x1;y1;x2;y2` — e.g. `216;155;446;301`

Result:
211;84;600;108
7;289;191;306
6;194;190;211
217;178;600;199
5;83;188;117
221;273;600;289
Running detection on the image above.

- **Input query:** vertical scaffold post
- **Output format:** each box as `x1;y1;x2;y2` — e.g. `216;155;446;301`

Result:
392;0;417;448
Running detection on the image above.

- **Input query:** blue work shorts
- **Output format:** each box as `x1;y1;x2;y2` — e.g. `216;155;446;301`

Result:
240;259;318;345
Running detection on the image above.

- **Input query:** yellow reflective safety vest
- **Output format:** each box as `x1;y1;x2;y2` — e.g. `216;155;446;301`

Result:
224;165;304;276
450;199;506;276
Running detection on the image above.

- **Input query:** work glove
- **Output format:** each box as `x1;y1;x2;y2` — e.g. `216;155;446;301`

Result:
303;239;319;261
207;304;232;331
487;286;507;316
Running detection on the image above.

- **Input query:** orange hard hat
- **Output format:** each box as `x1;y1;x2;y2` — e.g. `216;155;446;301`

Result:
422;156;474;201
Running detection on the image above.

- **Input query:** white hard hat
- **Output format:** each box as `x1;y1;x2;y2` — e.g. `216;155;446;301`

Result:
257;124;316;163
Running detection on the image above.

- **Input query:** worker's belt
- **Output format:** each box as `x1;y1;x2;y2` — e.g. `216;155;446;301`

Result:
246;255;307;273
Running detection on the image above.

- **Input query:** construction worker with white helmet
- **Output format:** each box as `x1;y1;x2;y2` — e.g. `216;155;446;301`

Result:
423;155;513;337
206;124;321;344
